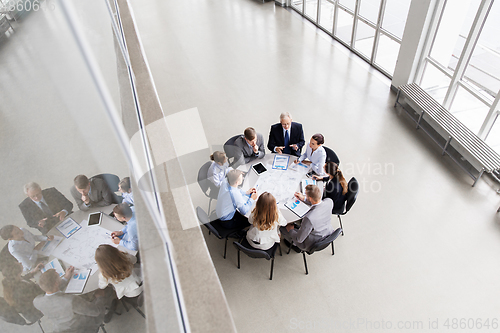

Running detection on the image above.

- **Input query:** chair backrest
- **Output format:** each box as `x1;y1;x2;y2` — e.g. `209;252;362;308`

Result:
0;244;17;272
196;207;222;239
0;297;26;325
323;146;340;165
345;177;359;213
307;228;342;255
92;173;121;203
224;135;244;168
233;241;271;260
197;161;219;199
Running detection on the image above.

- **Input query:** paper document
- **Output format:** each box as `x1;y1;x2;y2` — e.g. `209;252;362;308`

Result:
42;258;65;277
301;179;317;195
290;162;310;174
285;198;311;218
65;269;91;294
272;155;290;170
38;236;63;256
56;217;82;239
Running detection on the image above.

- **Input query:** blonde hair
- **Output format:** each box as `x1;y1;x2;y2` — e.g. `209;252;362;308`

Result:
95;245;133;283
251;192;279;231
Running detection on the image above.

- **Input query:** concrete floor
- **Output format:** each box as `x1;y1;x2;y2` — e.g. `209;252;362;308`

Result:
126;0;500;332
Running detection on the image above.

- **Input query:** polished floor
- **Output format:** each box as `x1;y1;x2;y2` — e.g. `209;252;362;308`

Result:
126;0;500;332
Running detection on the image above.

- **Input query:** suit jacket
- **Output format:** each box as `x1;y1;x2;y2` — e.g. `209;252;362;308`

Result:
33;279;106;333
70;177;113;211
233;133;265;166
323;177;347;212
289;198;334;252
267;122;305;157
19;187;73;234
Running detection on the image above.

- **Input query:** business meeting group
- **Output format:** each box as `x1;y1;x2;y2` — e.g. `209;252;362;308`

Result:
0;174;140;332
203;112;356;273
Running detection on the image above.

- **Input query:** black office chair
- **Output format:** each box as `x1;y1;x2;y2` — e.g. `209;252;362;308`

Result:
287;228;342;275
0;244;17;272
233;238;281;280
119;293;145;318
332;177;359;235
92;174;121;204
0;297;45;332
196;207;242;259
223;135;244;168
197;161;220;215
323;146;340;165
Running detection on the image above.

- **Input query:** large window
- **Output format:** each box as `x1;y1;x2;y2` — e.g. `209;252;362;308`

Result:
417;0;500;152
290;0;411;77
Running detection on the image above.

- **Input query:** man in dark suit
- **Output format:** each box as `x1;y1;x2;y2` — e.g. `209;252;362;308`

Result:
19;182;73;234
70;175;114;211
268;112;305;157
232;127;266;166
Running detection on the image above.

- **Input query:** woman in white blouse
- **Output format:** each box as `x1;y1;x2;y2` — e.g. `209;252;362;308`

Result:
95;245;142;300
246;192;287;251
207;151;231;187
294;133;327;176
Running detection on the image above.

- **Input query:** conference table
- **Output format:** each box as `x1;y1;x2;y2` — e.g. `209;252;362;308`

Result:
237;153;323;223
45;205;132;294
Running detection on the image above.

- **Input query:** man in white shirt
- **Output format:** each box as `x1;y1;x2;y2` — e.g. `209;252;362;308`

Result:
216;170;257;229
0;225;52;272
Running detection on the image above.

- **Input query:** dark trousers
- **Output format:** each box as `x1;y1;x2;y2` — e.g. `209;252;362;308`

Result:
220;211;250;230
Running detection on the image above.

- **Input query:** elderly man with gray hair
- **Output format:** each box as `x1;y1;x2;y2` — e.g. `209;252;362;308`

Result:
18;182;73;234
267;112;305;157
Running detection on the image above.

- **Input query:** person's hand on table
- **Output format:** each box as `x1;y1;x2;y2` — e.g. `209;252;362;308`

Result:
32;263;44;273
290;144;298;151
275;146;284;154
312;175;321;180
301;160;312;165
38;218;47;228
54;211;66;221
111;230;123;245
293;159;299;164
47;235;54;241
294;192;305;201
286;223;295;232
63;266;75;280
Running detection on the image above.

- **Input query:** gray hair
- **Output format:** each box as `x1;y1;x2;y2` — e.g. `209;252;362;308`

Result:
24;182;41;195
280;112;292;120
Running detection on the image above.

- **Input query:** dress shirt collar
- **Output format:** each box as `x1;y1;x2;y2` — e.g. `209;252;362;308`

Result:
31;196;48;209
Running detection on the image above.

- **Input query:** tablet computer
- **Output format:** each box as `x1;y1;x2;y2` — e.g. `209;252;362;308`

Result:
252;162;267;175
88;212;103;227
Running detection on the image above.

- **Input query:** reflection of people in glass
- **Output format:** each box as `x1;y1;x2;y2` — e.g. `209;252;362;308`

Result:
119;177;134;206
294;133;327;176
246;192;287;251
0;225;53;272
19;182;73;234
95;245;143;300
313;162;348;212
70;175;114;211
1;261;45;323
281;185;334;252
267;112;305;156
216;170;256;229
233;127;266;165
207;151;230;187
110;204;138;252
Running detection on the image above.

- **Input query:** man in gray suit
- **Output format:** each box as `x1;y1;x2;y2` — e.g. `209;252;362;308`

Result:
70;175;114;211
281;185;334;252
33;267;110;332
233;127;266;166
